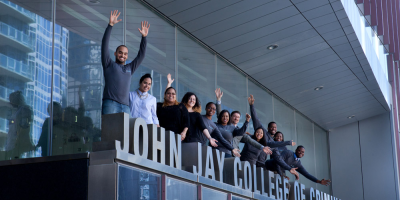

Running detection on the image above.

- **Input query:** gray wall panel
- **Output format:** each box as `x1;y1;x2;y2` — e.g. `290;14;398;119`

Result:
329;122;364;200
330;113;397;200
359;113;397;200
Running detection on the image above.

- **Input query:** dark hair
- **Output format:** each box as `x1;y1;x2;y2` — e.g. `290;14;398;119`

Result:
251;127;267;146
296;145;305;150
47;101;62;116
164;87;175;95
181;92;201;113
268;121;276;128
217;110;230;125
115;45;128;52
9;91;26;106
139;73;152;84
231;111;241;117
162;87;179;107
206;102;215;108
274;131;284;141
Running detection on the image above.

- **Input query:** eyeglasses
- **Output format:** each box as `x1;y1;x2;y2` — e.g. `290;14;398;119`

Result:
206;107;216;111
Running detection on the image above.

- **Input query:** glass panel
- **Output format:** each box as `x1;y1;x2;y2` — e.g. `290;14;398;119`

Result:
216;58;247;149
51;0;123;156
295;112;316;188
232;196;249;200
247;80;273;134
202;187;228;200
273;97;295;151
126;1;175;102
118;164;161;200
0;0;51;160
177;29;215;116
314;125;332;194
166;177;197;200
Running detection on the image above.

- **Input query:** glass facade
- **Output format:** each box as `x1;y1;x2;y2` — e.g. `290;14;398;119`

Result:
0;0;331;193
118;164;161;200
202;187;228;200
166;177;197;200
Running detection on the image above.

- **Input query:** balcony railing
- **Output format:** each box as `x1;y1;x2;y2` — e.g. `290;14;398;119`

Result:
0;22;34;50
0;0;36;21
0;53;34;80
0;85;14;102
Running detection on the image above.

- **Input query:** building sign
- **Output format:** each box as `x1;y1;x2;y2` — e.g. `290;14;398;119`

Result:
98;113;340;200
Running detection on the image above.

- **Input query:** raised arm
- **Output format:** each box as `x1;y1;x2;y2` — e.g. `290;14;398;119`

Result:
215;88;223;117
127;21;149;74
165;73;174;92
102;10;122;68
266;140;293;148
232;113;250;136
248;95;266;133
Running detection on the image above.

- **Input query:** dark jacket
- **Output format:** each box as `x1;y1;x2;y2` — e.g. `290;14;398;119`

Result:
267;149;319;183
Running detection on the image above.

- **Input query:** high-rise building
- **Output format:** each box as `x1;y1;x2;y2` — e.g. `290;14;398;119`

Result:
0;0;68;158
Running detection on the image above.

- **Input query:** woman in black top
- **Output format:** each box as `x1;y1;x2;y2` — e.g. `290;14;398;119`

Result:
181;92;218;147
274;131;288;152
157;86;189;140
240;128;268;165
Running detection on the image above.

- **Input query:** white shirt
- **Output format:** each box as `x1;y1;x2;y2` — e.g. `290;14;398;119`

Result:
129;90;159;125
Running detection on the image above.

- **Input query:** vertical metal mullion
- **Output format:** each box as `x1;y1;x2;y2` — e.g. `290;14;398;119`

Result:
294;110;297;149
197;185;202;200
174;26;178;97
48;0;56;156
312;123;317;188
394;63;400;197
214;54;217;94
327;129;333;195
246;76;249;115
123;0;126;45
161;175;167;200
150;70;153;95
272;95;275;121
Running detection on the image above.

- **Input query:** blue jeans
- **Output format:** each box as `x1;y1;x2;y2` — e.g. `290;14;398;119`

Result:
102;99;130;115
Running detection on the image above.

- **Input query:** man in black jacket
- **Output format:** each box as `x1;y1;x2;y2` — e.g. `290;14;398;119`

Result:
265;146;331;185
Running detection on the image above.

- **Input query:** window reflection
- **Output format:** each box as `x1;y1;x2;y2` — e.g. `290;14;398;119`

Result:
314;125;332;194
247;80;273;134
0;0;53;160
118;165;161;200
177;30;216;116
295;112;316;188
273;96;296;151
217;58;247;149
166;178;197;200
202;187;228;200
126;0;175;102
